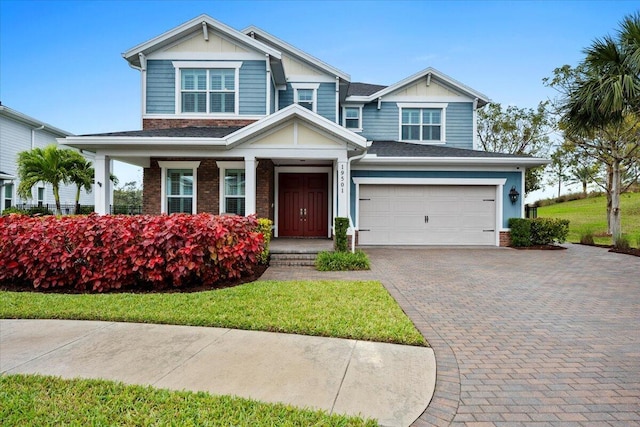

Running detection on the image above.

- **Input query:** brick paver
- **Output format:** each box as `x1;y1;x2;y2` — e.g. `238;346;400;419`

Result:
262;244;640;426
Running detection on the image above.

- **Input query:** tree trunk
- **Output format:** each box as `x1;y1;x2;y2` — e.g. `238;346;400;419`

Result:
75;186;81;215
606;164;613;234
582;180;587;196
557;179;561;198
53;185;62;216
610;158;622;244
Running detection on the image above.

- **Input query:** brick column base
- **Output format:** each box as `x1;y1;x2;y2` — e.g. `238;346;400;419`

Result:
499;231;511;247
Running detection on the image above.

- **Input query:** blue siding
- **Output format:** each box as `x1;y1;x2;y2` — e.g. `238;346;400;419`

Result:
360;102;398;140
239;61;266;115
146;60;175;114
445;103;473;149
145;60;267;116
349;170;522;229
359;101;474;149
277;83;336;122
317;83;336;122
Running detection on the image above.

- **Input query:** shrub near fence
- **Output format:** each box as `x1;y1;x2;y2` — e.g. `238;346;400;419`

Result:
0;213;264;292
508;217;570;247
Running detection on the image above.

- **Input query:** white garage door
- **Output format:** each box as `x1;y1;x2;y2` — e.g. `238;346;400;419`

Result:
358;185;497;245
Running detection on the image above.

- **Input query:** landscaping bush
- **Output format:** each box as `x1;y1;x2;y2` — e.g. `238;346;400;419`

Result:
579;230;595;245
256;218;272;265
0;213;264;292
1;207;28;215
508;217;569;246
614;234;631;250
315;250;370;271
334;217;349;252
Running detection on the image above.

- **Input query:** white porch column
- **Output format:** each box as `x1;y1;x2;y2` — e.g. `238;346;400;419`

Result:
244;156;257;216
337;159;348;217
94;154;111;215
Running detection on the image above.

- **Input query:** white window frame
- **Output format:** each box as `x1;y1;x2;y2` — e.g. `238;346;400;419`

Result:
397;102;447;144
173;61;242;116
37;186;45;206
158;161;200;214
292;83;320;113
217;161;246;215
342;105;363;131
3;183;14;210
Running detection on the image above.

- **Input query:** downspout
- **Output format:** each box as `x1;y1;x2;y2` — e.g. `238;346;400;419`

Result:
347;148;369;253
31;125;44;149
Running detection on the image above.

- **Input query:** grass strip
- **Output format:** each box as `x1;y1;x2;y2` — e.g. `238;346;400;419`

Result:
0;374;378;426
0;280;427;346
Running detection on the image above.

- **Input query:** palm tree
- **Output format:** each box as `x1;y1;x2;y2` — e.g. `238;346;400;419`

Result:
561;13;640;242
17;144;74;215
66;151;94;214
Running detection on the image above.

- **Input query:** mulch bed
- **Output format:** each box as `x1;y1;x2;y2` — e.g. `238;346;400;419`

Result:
577;243;640;257
0;264;269;295
510;245;567;250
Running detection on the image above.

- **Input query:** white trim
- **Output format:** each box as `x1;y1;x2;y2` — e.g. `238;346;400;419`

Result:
287;75;336;83
143;114;264;120
173;62;242;115
217;161;248;215
398;104;447;143
342;105;363;132
266;54;271;115
382;95;472;103
352;177;506;246
292;83;320;114
521;168;526;218
274;166;333;238
242;25;350;81
359;154;549;167
149;51;265;61
158;161;200;214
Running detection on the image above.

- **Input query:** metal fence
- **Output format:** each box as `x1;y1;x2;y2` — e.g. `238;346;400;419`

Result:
5;203;143;216
525;204;538;219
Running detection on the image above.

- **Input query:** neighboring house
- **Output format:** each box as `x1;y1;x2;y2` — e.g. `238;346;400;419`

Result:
61;14;547;246
0;104;95;212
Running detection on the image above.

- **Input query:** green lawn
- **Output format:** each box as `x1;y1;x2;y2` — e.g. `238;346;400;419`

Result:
0;374;377;426
0;280;426;346
537;192;640;247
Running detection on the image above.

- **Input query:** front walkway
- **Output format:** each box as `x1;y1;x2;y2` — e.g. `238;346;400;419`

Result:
262;244;640;426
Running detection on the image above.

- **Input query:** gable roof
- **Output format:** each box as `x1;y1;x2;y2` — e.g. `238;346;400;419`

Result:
347;82;388;97
242;25;350;82
347;67;491;106
0;104;72;137
123;14;281;69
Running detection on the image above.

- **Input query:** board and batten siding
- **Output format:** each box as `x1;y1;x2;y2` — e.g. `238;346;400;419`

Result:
359;101;474;149
0;115;93;207
145;60;267;115
277;82;336;122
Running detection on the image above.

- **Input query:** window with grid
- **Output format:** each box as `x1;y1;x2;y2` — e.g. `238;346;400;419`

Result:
296;89;314;111
166;169;193;214
344;107;361;129
4;183;13;210
401;108;442;141
224;169;245;215
181;69;235;114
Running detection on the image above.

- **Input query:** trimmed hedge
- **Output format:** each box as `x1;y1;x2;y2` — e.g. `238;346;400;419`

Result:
0;213;264;292
334;217;349;252
315;250;370;271
508;217;570;247
256;218;273;265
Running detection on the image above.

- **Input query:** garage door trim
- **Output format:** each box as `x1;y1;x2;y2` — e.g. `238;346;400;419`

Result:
353;177;506;246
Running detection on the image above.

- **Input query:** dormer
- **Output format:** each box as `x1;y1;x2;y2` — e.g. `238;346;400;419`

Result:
122;15;286;130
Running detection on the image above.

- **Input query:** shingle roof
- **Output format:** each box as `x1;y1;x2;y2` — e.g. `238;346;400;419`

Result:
347;82;387;97
81;126;243;138
368;141;536;158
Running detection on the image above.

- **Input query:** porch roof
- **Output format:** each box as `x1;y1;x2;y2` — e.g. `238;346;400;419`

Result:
80;126;243;138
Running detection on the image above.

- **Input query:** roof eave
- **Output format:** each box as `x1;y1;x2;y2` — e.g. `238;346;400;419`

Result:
59;136;228;151
359;155;549;167
0;105;73;137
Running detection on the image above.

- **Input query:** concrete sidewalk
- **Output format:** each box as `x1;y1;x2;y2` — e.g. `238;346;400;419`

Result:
0;319;435;427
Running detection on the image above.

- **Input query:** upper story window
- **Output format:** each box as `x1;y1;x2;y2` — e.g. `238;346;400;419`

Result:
173;61;241;115
398;103;447;143
343;106;362;131
292;83;320;113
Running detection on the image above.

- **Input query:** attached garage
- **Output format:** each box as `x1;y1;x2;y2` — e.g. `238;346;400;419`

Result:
357;184;499;245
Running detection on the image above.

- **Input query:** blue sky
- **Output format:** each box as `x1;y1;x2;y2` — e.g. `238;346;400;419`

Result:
1;0;638;195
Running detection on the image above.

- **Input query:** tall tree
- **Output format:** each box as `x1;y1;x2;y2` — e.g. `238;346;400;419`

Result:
477;102;555;194
547;13;640;242
547;145;572;198
17;145;74;215
66;151;94;213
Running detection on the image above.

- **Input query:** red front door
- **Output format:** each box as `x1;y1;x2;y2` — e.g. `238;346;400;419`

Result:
278;173;328;237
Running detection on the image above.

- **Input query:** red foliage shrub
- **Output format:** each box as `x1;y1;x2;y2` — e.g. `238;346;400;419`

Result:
0;213;263;292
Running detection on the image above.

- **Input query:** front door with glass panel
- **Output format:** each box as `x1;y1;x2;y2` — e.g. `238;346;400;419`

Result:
278;173;328;237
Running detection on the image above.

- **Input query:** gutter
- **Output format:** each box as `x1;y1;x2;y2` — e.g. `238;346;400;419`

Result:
347;149;368;253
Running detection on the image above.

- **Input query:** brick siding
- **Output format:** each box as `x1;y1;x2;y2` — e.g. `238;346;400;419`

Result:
499;231;511;247
143;118;257;130
256;160;274;220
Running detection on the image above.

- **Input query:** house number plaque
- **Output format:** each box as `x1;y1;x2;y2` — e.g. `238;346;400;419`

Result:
339;164;346;194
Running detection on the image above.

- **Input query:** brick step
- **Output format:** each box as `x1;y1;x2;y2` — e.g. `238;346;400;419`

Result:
269;253;317;267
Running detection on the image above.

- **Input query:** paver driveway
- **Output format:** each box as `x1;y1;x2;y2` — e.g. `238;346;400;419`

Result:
263;244;640;426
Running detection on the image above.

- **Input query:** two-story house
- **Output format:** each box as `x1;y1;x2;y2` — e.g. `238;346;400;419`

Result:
0;104;94;212
62;14;547;246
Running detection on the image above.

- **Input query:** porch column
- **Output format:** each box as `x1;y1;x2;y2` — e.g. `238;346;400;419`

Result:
94;154;111;215
337;159;348;217
244;156;256;216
